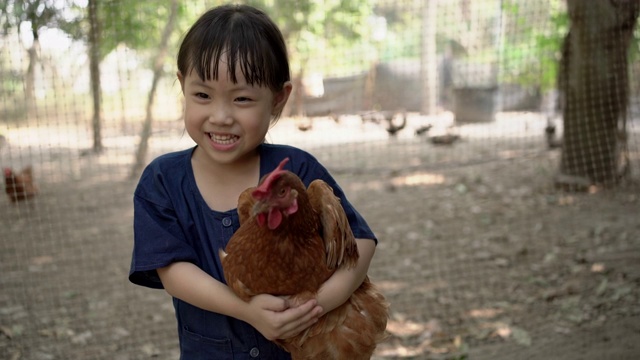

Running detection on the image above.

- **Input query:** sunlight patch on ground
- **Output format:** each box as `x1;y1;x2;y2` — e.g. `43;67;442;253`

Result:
391;172;446;187
347;171;446;193
468;308;504;319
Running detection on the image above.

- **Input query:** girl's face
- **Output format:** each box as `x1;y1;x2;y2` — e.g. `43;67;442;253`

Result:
178;59;291;167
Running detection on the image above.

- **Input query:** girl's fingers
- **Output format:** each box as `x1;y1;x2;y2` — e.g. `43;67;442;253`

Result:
254;293;289;312
280;303;323;339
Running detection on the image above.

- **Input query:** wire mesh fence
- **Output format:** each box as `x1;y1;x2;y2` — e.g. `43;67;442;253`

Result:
1;1;639;359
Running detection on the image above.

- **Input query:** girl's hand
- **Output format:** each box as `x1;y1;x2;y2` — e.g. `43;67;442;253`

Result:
245;294;322;341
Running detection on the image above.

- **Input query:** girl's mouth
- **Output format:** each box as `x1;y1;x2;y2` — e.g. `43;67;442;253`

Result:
209;133;239;145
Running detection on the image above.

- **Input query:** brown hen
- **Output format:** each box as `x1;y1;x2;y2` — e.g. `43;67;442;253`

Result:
220;158;388;360
4;166;38;203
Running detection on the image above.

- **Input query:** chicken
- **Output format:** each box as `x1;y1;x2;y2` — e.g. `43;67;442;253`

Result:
414;124;433;136
545;117;563;149
429;133;460;145
296;117;313;132
220;158;388;360
385;112;407;137
4;166;38;203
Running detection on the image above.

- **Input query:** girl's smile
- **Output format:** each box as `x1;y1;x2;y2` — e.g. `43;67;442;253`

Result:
208;132;240;151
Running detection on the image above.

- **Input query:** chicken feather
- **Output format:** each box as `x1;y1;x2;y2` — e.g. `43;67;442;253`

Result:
220;158;388;359
308;179;359;271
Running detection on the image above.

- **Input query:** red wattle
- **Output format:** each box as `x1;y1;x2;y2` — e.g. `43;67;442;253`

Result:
267;208;282;229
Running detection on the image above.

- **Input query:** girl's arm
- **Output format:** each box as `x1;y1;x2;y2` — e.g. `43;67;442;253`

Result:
157;262;323;340
314;238;376;315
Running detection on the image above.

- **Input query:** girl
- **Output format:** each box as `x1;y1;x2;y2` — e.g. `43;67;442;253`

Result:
129;4;377;359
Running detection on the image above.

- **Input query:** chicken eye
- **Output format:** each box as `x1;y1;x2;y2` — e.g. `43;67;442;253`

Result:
278;187;287;197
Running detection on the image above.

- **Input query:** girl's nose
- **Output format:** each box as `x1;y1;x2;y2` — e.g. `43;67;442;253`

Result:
208;105;233;126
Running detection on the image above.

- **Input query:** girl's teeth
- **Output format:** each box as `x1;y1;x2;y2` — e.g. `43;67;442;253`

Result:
210;133;237;144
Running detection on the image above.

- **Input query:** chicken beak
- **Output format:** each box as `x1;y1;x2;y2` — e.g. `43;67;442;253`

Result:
252;201;270;217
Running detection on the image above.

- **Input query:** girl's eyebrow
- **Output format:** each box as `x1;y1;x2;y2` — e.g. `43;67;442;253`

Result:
225;81;258;92
230;84;255;91
188;79;213;89
188;76;256;91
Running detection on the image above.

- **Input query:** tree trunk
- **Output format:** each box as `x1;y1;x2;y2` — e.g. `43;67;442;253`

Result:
558;0;639;188
88;0;103;153
24;42;38;117
24;25;40;118
129;0;180;179
420;0;437;115
23;5;44;118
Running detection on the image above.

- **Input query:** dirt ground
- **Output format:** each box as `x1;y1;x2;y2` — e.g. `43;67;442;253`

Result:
0;114;639;360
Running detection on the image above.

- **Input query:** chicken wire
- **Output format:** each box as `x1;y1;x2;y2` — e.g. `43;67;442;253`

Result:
1;1;639;359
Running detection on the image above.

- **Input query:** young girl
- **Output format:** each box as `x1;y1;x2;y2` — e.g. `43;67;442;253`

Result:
129;4;377;359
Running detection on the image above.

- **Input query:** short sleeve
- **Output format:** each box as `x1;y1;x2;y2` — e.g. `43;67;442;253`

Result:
129;171;199;289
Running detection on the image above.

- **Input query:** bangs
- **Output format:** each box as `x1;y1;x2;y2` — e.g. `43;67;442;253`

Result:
178;6;289;91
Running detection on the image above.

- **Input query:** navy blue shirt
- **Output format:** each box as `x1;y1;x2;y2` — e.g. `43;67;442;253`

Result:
129;143;376;359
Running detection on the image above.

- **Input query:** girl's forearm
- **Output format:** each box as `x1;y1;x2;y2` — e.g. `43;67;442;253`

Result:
157;261;323;340
157;261;248;321
315;238;376;315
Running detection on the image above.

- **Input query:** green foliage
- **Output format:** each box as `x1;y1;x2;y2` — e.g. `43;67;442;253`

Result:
374;1;421;62
500;0;567;91
245;0;375;76
2;0;377;78
533;3;568;91
0;58;24;115
501;0;640;91
631;22;640;61
0;0;67;36
7;1;594;95
56;0;187;63
101;1;171;56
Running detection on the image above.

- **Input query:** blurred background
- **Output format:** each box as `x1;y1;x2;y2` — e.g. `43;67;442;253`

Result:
1;0;639;359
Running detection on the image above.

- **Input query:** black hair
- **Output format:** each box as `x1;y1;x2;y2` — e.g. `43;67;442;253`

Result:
177;4;290;93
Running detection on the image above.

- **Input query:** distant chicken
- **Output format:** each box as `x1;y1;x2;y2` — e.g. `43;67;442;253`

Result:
430;133;460;145
296;117;313;132
414;124;433;136
220;158;388;360
4;166;38;203
385;112;407;136
545;117;563;149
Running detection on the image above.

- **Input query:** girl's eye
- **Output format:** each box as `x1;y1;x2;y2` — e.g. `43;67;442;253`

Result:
195;92;210;99
235;96;252;103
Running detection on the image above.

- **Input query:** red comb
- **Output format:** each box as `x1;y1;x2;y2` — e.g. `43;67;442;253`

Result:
252;158;290;198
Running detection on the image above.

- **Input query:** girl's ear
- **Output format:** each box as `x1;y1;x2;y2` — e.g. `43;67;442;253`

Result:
177;71;185;91
272;81;293;116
